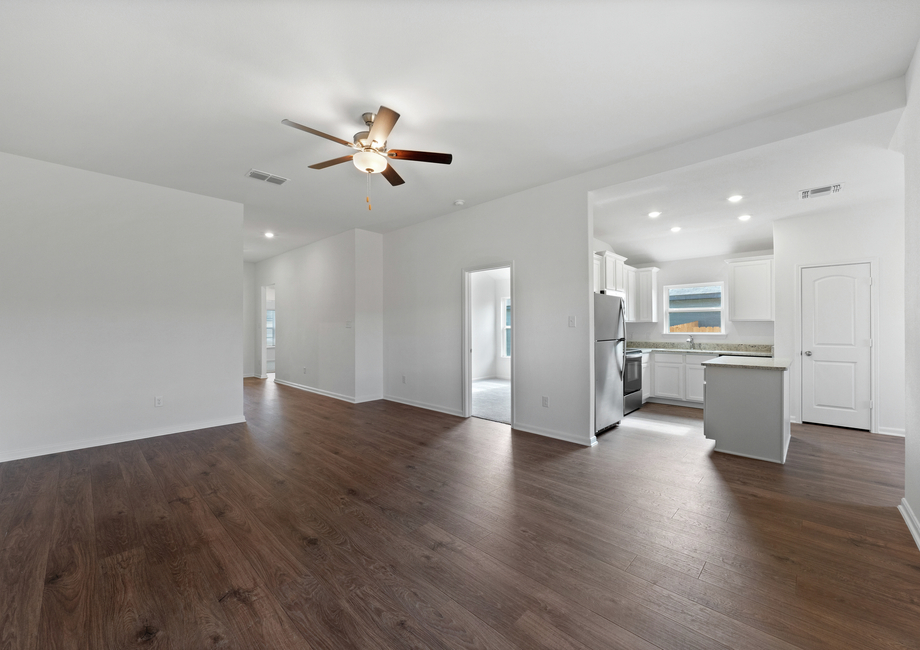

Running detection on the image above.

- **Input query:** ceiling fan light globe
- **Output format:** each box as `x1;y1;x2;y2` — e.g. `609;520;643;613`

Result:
353;150;387;174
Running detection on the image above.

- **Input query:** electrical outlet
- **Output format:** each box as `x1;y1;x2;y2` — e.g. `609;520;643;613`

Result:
542;396;549;407
402;375;407;384
568;316;576;327
155;396;163;407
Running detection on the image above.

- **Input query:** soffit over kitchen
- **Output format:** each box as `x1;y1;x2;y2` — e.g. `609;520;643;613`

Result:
592;110;905;265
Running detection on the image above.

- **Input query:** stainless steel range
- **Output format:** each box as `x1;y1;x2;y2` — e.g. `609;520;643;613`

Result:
623;349;643;415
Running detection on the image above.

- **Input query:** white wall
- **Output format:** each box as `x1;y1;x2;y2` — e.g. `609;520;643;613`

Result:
625;251;775;345
243;261;256;377
593;237;614;253
382;82;907;447
894;38;920;546
355;230;384;402
471;272;498;380
253;229;382;403
773;199;905;436
0;152;244;462
384;179;594;445
255;229;357;400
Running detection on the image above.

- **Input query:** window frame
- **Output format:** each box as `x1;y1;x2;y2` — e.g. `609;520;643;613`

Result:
661;282;726;336
266;309;276;348
500;297;511;358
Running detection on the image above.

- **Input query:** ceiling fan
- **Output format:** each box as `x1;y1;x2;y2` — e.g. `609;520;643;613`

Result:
282;106;452;187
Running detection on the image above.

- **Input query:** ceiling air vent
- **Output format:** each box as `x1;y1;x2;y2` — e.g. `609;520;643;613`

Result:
247;169;288;185
799;183;842;200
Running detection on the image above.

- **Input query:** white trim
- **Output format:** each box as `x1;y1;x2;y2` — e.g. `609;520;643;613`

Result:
661;281;726;336
795;259;879;434
898;498;920;552
354;394;383;404
790;415;801;424
461;262;514;423
384;395;464;418
0;415;247;463
512;421;593;446
274;379;355;404
876;427;906;437
589;435;598;446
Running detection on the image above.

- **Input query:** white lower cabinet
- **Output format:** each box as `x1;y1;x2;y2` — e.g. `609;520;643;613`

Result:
652;353;718;403
641;355;651;403
652;356;684;399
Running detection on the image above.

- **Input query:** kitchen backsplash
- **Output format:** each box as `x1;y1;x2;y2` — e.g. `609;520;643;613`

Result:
628;341;773;354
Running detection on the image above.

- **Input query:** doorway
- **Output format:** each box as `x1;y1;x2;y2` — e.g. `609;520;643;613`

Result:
800;263;871;430
260;284;276;380
462;265;513;425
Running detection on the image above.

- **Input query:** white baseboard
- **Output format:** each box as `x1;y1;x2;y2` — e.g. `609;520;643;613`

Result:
274;379;356;404
898;498;920;552
354;394;384;404
790;416;801;424
877;427;906;437
0;415;247;463
512;422;593;447
383;395;464;418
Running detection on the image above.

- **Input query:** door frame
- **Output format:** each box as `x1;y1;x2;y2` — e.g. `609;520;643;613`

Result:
259;284;269;379
461;262;515;425
795;259;878;433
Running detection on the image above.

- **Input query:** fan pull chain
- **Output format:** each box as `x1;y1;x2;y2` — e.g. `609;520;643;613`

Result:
366;172;372;210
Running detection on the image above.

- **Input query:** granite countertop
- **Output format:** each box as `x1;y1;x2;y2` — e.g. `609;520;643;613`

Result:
638;348;772;358
701;356;792;370
628;341;773;358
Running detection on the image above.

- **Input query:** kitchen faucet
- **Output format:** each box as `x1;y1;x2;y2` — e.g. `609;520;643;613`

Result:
686;335;694;350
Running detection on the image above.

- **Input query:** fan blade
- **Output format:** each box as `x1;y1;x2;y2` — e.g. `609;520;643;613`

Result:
367;106;400;147
282;119;354;148
381;163;405;186
308;155;354;170
387;149;452;165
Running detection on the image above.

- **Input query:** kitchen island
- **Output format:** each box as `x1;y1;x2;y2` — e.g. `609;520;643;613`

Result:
701;356;792;464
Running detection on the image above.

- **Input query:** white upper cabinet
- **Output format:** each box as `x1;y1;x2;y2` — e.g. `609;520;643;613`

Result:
636;267;659;323
593;254;602;293
726;256;774;321
598;251;628;293
624;265;638;321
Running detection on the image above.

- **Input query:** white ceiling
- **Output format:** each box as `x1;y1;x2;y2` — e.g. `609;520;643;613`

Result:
592;109;906;264
1;1;918;262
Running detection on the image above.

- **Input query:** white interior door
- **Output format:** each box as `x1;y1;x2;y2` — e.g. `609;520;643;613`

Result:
801;264;871;429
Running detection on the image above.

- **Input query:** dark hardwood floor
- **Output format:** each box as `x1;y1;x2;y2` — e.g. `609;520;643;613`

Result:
2;378;918;649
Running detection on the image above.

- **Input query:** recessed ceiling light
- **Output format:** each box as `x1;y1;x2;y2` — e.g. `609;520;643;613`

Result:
454;199;465;206
738;214;751;221
728;195;743;202
648;211;661;218
264;232;275;238
670;226;681;232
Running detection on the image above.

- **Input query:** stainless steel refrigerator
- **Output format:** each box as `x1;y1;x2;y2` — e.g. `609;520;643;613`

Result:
595;292;626;433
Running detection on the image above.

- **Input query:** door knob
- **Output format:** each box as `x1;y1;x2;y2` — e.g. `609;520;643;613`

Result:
804;351;812;356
